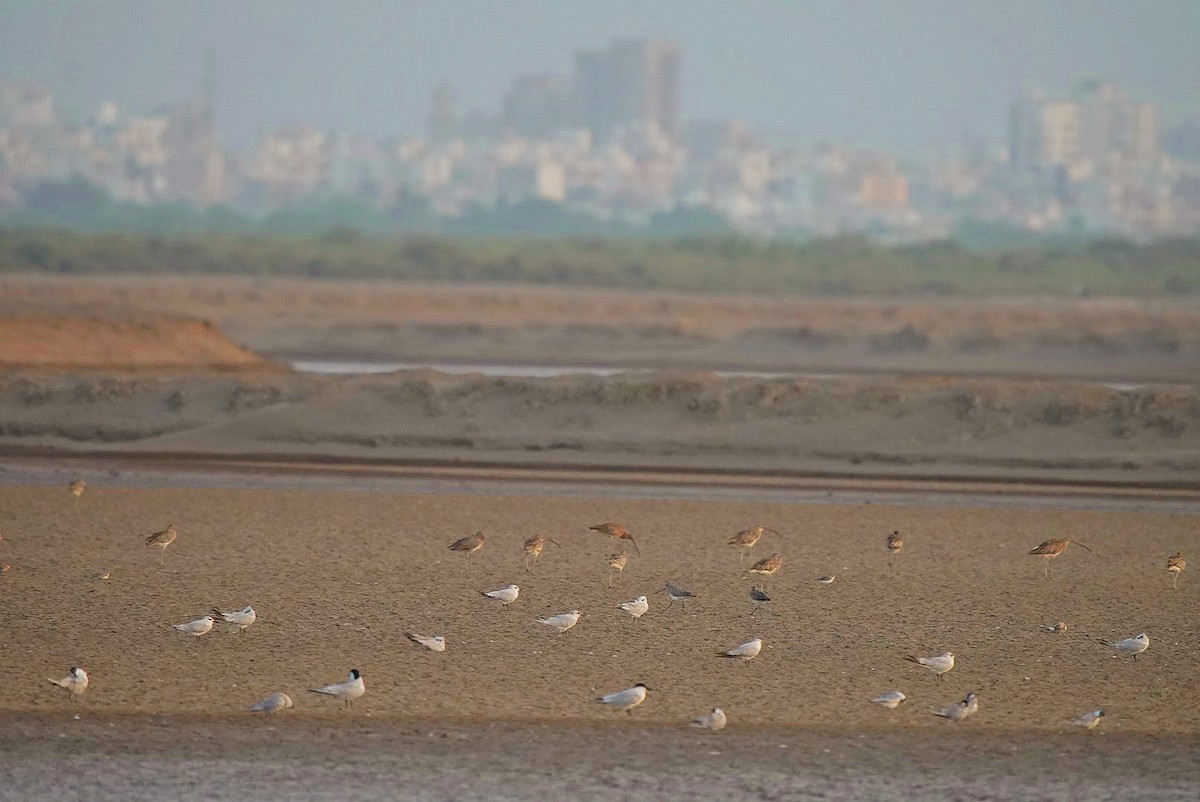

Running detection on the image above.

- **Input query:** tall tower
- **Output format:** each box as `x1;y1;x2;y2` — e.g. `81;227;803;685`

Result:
428;83;460;142
572;38;681;142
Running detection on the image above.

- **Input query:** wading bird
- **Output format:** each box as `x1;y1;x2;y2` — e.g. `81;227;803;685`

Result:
589;523;640;555
728;525;776;563
449;531;486;557
1028;538;1092;578
1167;552;1187;589
145;524;178;564
522;535;560;572
606;551;628;587
748;553;782;585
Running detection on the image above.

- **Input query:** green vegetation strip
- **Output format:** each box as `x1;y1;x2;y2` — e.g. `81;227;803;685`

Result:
1;227;1198;297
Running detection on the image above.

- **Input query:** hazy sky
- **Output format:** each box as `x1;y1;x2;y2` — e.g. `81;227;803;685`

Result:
3;1;1198;152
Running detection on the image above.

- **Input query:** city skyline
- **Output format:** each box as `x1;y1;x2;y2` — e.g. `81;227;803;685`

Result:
2;1;1198;153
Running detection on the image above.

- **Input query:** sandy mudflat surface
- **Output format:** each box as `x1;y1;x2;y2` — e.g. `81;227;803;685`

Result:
1;482;1198;798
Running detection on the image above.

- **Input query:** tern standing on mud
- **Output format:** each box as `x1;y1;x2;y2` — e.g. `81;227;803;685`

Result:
47;666;88;701
904;651;955;680
596;683;649;714
308;669;365;709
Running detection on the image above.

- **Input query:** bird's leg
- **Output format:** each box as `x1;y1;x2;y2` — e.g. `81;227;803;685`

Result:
1172;574;1178;590
750;606;759;616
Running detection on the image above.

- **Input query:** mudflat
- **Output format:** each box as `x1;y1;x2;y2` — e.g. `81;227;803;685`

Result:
2;482;1198;798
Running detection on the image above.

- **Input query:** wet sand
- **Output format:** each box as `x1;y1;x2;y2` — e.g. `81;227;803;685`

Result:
2;482;1198;799
2;714;1198;801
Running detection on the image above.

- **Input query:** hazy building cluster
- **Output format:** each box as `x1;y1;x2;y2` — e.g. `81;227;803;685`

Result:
2;37;1199;240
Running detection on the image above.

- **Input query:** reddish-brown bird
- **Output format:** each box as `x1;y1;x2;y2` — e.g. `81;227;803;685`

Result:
69;479;86;499
1028;538;1092;578
589;523;640;555
1167;552;1187;589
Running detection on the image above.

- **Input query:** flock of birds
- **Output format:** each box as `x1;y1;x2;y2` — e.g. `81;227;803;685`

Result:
18;479;1192;732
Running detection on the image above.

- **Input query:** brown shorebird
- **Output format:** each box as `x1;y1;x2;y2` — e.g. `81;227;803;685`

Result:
728;525;776;563
606;551;628;586
1028;538;1092;578
522;535;560;572
1167;552;1187;589
69;479;86;499
589;523;640;555
886;530;904;567
145;524;177;563
449;531;486;557
748;553;783;585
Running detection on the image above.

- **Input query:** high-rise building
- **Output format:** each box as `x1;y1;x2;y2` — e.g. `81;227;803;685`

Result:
502;73;570;137
573;38;680;142
428;83;460;142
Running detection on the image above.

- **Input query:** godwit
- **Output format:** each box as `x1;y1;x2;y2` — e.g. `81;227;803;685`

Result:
886;530;904;567
522;535;560;572
606;551;628;586
1028;538;1092;578
748;553;782;585
589;523;640;555
69;479;86;499
449;531;486;557
145;524;178;564
728;525;776;563
1167;552;1186;589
